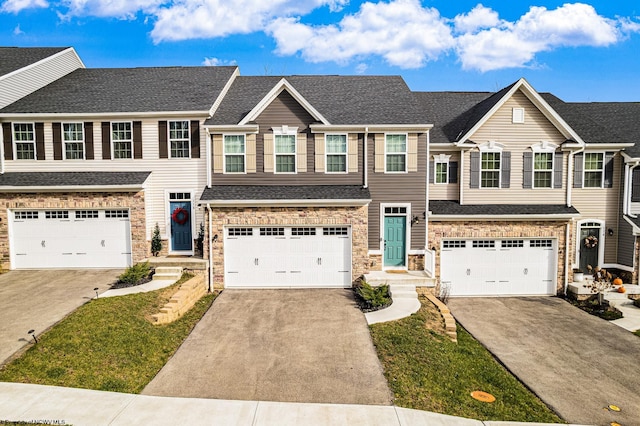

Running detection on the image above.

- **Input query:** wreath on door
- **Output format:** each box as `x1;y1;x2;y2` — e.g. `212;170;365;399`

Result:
172;207;189;225
584;235;598;249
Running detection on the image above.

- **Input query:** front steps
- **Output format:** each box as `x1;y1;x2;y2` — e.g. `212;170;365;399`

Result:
153;266;183;282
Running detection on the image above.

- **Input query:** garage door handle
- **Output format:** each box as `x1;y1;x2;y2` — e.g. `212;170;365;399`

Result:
524;268;528;275
254;258;258;266
101;240;105;247
466;268;470;275
41;240;45;248
317;258;322;265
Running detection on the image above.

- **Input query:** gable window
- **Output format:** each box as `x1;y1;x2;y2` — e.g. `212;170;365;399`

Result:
13;123;35;160
533;152;553;188
224;134;245;173
512;108;525;124
169;121;190;158
481;152;500;188
326;134;347;173
112;122;132;159
584;153;604;188
63;123;84;160
385;134;407;172
275;134;296;173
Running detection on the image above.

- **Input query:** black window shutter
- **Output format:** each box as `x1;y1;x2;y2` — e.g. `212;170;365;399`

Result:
101;122;111;160
573;152;583;188
84;122;94;160
35;122;45;160
133;121;143;159
469;151;480;188
632;168;640;202
553;152;563;189
2;123;13;160
501;151;511;188
523;152;533;189
158;121;168;159
52;122;63;160
428;160;434;183
604;152;614;188
449;161;458;184
190;120;200;158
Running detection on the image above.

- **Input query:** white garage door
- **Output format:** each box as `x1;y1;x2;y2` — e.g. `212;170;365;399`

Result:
10;209;132;269
224;226;351;288
440;239;556;296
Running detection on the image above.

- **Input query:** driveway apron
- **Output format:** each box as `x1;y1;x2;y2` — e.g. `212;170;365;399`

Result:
448;297;640;426
0;270;122;366
142;289;393;405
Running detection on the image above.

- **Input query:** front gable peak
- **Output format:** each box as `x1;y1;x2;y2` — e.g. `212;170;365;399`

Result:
239;78;330;125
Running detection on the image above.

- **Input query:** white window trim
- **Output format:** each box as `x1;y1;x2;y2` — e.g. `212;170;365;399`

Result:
583;151;605;189
433;153;451;185
478;142;503;189
62;122;85;160
325;133;348;174
222;133;246;174
164;189;195;254
273;126;298;175
111;121;133;160
384;133;408;174
379;203;411;270
575;219;605;270
512;107;525;124
12;122;36;161
168;120;191;159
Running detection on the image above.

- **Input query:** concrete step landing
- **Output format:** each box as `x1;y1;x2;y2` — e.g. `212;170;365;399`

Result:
153;266;183;281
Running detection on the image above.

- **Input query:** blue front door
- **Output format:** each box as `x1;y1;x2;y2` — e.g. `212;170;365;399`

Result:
170;201;192;251
384;216;406;267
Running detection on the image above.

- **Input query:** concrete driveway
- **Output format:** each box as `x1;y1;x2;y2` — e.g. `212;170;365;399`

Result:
448;297;640;426
142;289;392;405
0;270;122;365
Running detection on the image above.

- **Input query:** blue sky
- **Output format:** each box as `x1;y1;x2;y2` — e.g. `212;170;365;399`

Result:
1;0;639;101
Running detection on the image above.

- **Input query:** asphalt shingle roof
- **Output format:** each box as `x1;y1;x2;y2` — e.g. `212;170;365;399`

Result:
0;66;238;113
0;171;151;187
207;75;426;125
200;185;371;201
0;47;68;76
429;200;579;216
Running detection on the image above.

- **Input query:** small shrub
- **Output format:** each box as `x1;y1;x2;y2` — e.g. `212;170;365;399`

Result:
119;261;151;285
355;280;391;312
151;223;162;256
196;222;205;255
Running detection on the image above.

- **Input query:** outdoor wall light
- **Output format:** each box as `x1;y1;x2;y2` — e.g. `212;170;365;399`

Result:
212;234;219;242
411;216;420;226
608;228;614;236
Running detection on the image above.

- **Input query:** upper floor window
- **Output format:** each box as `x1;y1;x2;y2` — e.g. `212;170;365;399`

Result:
533;152;553;188
13;123;35;160
584;153;604;188
112;122;132;159
63;123;84;160
169;121;190;158
224;134;245;173
275;134;296;173
435;161;448;184
481;152;501;188
326;134;347;173
385;134;407;173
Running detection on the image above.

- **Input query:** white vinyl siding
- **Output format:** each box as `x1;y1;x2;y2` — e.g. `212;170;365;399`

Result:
429;151;460;200
63;122;84;160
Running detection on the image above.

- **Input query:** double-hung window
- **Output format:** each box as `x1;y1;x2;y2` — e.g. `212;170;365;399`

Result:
435;161;448;184
169;121;190;158
224;135;245;173
63;123;84;160
275;134;296;173
584;153;604;188
13;123;35;160
533;152;553;188
326;134;347;173
385;134;407;172
481;152;500;188
112;122;132;159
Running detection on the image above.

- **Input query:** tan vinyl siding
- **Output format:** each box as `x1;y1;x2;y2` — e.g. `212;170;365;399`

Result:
348;133;358;172
407;133;418;172
462;90;568;205
212;134;223;173
429;151;460;201
246;133;256;173
297;132;307;173
315;133;325;172
263;132;274;173
374;133;384;172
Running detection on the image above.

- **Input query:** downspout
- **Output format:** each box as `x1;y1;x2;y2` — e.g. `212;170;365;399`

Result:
206;203;213;292
363;127;369;188
564;221;571;295
425;131;430;272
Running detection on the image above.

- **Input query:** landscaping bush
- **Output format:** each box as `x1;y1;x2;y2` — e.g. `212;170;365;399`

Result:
118;261;152;286
354;280;391;312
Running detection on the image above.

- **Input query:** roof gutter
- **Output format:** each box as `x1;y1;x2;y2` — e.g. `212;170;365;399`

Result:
310;124;433;133
199;199;372;208
429;213;579;221
0;111;210;119
0;185;146;192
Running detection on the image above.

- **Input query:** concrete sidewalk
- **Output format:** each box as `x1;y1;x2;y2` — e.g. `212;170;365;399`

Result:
0;382;581;426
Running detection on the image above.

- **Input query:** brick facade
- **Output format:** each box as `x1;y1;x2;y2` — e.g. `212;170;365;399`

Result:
429;220;572;294
0;191;147;269
204;205;369;288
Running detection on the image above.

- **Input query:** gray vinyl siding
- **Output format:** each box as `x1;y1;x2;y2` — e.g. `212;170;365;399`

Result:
618;215;635;267
429;151;460;200
368;132;428;251
211;90;364;185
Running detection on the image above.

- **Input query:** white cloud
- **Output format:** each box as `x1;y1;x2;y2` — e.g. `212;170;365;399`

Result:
267;0;454;69
1;0;47;13
202;57;236;66
58;0;163;19
13;23;24;34
355;62;367;74
453;4;501;34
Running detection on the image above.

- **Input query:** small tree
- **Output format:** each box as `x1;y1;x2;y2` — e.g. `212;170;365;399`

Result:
151;222;162;256
196;222;205;255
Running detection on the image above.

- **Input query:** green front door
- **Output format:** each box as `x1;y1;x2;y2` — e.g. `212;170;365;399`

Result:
384;216;406;267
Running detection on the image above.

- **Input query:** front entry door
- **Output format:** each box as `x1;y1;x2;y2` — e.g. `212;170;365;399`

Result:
579;226;600;272
170;201;192;252
384;216;406;267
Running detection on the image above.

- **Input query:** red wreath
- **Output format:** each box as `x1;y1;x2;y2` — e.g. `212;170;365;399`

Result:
172;207;189;225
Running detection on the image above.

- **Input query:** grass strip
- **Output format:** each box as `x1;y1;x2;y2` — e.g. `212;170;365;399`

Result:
370;298;564;423
0;275;215;394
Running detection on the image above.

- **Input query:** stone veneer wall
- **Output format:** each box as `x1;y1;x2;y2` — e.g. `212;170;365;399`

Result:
429;221;572;294
367;254;424;271
0;191;147;269
204;206;369;288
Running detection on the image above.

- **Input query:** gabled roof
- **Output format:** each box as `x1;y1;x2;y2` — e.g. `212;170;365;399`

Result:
0;171;150;190
200;185;371;206
0;66;238;114
206;75;426;126
0;47;69;76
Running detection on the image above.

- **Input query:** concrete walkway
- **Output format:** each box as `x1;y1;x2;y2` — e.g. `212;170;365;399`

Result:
100;279;175;298
0;382;580;426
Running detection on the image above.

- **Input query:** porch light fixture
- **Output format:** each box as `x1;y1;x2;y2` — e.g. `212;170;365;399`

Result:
608;228;614;236
28;329;37;343
411;216;420;226
213;234;218;242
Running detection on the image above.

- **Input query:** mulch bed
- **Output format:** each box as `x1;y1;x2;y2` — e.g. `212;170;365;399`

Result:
110;273;154;289
353;289;393;313
566;297;623;321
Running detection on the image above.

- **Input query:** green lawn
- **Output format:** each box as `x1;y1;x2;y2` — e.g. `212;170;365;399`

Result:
0;276;215;394
634;330;640;337
370;298;564;423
